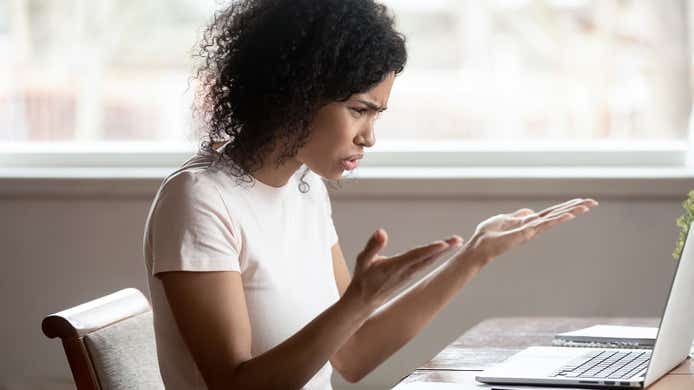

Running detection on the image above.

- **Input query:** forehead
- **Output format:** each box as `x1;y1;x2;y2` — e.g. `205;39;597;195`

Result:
352;73;395;105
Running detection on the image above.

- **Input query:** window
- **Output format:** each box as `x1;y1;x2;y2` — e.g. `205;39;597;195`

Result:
1;0;692;168
1;0;212;144
381;0;691;143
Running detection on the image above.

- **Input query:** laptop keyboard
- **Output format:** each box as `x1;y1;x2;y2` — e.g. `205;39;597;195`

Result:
551;350;651;379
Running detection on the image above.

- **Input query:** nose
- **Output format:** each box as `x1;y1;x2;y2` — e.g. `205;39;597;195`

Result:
355;122;375;148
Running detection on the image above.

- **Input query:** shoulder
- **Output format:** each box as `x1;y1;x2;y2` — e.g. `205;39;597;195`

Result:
163;168;218;193
147;167;242;247
154;167;229;217
157;150;239;199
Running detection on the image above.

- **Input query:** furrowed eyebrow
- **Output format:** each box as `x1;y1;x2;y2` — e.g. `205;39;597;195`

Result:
356;99;387;112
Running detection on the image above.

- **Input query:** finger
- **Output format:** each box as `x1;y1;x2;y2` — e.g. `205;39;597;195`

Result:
520;212;541;225
512;208;535;217
418;236;463;262
545;204;591;219
408;240;450;261
356;228;389;265
507;212;575;244
531;212;576;235
506;209;537;226
536;198;584;217
402;241;465;278
523;203;591;225
391;239;455;269
537;198;598;218
445;234;464;247
402;252;442;278
509;200;596;244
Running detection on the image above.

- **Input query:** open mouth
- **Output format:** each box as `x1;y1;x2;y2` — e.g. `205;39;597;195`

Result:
341;158;359;171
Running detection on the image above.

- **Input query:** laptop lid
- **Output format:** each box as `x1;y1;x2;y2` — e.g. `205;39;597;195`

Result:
643;225;694;387
477;223;694;387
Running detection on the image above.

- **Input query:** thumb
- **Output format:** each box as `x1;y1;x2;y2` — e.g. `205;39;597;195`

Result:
357;228;388;264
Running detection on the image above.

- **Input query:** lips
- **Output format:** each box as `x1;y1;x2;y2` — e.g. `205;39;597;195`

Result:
341;154;363;171
341;159;358;171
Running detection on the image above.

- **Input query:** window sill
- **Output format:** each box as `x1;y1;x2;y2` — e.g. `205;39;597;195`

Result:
0;166;692;199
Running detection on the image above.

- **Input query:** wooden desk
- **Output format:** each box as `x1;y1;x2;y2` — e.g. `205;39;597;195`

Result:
394;317;694;389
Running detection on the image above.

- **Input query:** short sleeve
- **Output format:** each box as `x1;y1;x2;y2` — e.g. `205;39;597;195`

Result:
149;171;242;276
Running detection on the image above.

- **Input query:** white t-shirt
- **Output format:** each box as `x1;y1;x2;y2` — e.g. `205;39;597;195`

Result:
143;149;340;389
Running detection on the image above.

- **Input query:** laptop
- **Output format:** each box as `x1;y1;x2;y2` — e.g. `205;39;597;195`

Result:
476;226;694;388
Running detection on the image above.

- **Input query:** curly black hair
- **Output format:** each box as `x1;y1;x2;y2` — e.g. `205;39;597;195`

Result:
193;0;407;185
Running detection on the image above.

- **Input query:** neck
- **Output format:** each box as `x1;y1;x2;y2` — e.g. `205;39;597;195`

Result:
252;152;303;188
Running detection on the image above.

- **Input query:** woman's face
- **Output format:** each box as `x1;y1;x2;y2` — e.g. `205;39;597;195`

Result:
296;73;395;180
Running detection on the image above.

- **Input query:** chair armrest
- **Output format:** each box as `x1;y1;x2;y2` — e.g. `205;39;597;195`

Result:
42;288;151;339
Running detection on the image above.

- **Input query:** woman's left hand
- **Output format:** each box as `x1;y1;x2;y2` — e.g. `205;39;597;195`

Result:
462;198;599;266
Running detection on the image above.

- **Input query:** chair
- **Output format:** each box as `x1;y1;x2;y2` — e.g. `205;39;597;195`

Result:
42;288;165;390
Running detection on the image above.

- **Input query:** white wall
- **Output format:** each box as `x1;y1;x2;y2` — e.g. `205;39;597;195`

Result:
0;174;688;389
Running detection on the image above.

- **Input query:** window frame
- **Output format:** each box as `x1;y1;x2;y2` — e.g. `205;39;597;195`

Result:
0;139;689;169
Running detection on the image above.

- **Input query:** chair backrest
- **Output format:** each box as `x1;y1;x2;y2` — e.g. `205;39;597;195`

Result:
42;288;165;390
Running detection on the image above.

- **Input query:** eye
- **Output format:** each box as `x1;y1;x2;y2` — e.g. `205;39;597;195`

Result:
350;107;368;117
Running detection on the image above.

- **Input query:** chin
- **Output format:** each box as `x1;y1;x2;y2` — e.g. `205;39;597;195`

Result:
322;167;345;181
305;159;349;181
322;171;343;181
304;165;337;181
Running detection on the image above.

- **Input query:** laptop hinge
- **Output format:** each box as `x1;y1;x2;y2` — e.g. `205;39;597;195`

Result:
632;368;648;381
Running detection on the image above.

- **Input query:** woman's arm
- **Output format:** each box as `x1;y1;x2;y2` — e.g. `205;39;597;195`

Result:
329;240;483;382
160;270;371;389
159;231;456;389
330;198;598;382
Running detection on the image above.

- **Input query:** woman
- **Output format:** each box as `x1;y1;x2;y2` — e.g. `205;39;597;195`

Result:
143;0;598;389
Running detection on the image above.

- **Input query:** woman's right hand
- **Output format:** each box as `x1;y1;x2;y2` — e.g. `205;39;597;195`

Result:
344;229;463;310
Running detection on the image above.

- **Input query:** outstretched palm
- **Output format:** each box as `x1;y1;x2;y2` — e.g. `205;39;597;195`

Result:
468;198;598;263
